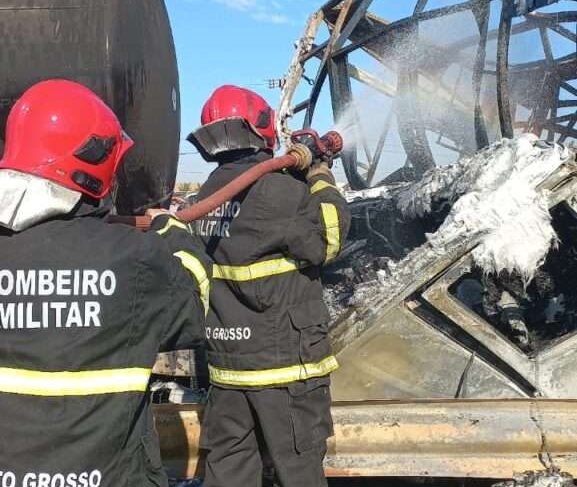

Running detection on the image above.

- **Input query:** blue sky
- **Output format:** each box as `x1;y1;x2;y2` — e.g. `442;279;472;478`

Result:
165;0;319;182
165;0;418;182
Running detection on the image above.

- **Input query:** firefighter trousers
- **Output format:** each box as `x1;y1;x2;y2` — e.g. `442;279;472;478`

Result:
200;381;333;487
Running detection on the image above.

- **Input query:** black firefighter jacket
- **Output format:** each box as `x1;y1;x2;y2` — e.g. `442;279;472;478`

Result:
195;152;351;388
0;209;210;487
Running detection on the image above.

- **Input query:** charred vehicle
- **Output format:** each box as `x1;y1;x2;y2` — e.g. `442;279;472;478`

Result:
154;0;577;484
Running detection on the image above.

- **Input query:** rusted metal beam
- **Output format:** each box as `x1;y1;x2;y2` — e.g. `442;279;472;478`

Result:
304;0;372;129
348;63;396;97
327;55;368;190
532;11;577;23
155;399;577;480
552;113;577;124
472;0;490;149
527;14;577;43
497;0;515;138
320;0;348;12
301;41;328;62
561;81;577;98
277;9;323;144
368;108;394;185
303;0;354;129
414;0;429;14
447;11;576;54
293;99;310;114
559;116;577;144
546;122;577;140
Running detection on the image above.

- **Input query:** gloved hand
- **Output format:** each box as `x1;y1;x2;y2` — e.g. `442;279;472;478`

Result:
291;156;309;172
306;161;335;183
287;143;313;172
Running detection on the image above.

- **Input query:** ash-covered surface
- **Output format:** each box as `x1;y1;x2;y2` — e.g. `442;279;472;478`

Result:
322;190;449;319
329;480;498;487
172;477;502;486
323;136;577;352
171;471;575;486
494;470;575;487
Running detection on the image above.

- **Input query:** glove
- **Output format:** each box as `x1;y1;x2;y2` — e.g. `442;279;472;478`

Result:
292;156;311;172
288;143;313;172
306;161;335;183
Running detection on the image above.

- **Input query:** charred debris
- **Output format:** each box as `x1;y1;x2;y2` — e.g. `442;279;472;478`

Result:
323;138;577;355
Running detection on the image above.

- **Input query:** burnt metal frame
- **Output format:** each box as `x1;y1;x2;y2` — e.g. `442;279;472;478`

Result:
421;166;577;399
279;0;577;190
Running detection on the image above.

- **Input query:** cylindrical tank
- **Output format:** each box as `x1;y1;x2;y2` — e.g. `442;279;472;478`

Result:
0;0;180;214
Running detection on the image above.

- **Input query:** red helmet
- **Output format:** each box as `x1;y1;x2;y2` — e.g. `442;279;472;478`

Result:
0;79;133;199
201;85;277;150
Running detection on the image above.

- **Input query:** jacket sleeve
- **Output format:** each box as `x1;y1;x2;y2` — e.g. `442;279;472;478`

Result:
267;172;351;267
148;215;212;351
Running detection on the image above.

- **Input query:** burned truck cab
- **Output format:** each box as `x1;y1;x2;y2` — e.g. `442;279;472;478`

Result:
328;139;577;402
320;137;577;479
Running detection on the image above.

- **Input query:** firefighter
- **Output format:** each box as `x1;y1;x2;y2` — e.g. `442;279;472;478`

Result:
0;80;210;487
187;85;351;487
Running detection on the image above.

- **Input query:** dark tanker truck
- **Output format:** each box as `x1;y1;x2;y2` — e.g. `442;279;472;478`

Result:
0;0;180;215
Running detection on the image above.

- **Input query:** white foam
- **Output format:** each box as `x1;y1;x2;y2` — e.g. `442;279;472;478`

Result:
350;136;570;295
435;135;568;283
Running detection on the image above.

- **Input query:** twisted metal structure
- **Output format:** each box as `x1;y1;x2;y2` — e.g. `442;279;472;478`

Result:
279;0;577;189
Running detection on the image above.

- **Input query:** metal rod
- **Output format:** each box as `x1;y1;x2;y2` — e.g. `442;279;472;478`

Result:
472;0;491;149
497;0;515;139
367;108;394;185
334;0;493;58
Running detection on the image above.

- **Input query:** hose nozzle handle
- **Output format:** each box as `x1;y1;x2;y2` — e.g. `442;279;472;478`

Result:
320;131;343;157
289;129;344;165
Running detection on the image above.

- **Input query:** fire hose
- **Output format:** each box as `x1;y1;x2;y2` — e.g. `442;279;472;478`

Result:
109;129;343;230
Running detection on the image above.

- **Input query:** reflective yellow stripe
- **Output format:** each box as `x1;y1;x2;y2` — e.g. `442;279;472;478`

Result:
212;204;341;282
0;367;151;396
321;203;340;262
156;218;189;236
310;180;338;195
174;251;210;316
209;356;339;387
213;258;304;282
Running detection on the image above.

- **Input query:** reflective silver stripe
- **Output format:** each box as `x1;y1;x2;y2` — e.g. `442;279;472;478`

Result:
174;251;210;316
209;356;339;387
213;258;305;282
320;203;340;262
310;180;338;195
0;367;151;396
157;218;190;236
